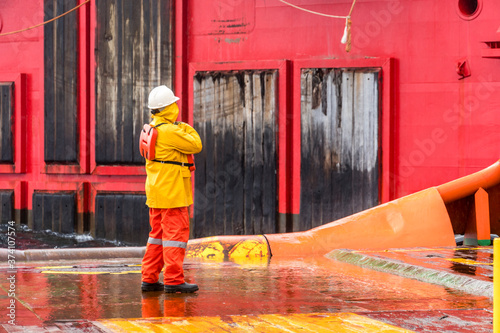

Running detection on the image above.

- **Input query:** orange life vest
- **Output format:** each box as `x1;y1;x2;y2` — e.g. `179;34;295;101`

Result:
139;123;165;160
139;123;196;172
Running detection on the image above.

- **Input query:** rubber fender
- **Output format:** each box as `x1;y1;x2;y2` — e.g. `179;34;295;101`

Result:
265;188;456;257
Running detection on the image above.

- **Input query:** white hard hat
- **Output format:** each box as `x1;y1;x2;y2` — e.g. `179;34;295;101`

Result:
147;85;180;109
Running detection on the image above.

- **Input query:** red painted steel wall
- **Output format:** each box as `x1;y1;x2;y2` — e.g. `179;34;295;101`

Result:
185;0;500;203
0;0;499;232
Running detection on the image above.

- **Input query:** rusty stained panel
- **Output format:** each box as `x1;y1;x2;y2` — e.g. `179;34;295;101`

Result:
193;70;277;238
0;83;13;163
95;0;174;165
300;68;380;231
190;0;255;36
44;0;79;163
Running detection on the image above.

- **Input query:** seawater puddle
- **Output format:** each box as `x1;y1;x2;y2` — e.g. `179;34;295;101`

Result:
0;224;139;249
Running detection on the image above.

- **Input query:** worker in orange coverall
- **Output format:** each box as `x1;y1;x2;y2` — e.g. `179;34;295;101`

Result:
141;85;202;293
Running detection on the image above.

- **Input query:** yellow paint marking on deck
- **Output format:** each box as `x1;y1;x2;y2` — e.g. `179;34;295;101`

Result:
40;270;141;275
110;270;141;275
38;263;143;275
258;313;409;333
98;312;414;332
96;319;159;332
170;316;245;332
41;271;110;275
101;317;236;332
258;313;331;332
219;315;287;332
446;258;493;265
262;313;352;332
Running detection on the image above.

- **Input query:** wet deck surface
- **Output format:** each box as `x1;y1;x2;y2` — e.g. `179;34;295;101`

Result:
352;246;493;282
0;246;494;332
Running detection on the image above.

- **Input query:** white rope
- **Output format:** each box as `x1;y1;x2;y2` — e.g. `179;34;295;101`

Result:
278;0;357;52
278;0;350;19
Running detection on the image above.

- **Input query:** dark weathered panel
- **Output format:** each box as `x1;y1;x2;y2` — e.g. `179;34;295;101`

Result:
95;0;174;165
193;70;277;237
0;191;14;223
95;193;149;244
300;68;380;231
0;83;14;163
33;192;76;233
44;0;79;163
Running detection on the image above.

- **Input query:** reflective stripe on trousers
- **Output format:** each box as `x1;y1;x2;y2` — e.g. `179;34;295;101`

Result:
162;240;187;249
148;237;187;249
148;237;162;245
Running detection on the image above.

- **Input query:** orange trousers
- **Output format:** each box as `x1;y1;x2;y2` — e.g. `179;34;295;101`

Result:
141;207;190;285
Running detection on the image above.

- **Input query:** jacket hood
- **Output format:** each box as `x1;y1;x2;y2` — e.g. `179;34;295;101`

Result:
152;102;179;123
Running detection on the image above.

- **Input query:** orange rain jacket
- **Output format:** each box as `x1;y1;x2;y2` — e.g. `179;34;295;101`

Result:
145;103;202;208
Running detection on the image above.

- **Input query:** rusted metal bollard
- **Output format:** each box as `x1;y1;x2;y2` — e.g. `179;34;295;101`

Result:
494;237;500;332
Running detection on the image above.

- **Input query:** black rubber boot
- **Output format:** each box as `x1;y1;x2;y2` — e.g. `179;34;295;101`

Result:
141;281;164;292
164;282;199;293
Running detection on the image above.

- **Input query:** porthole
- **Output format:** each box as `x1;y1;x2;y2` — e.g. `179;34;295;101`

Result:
457;0;482;20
